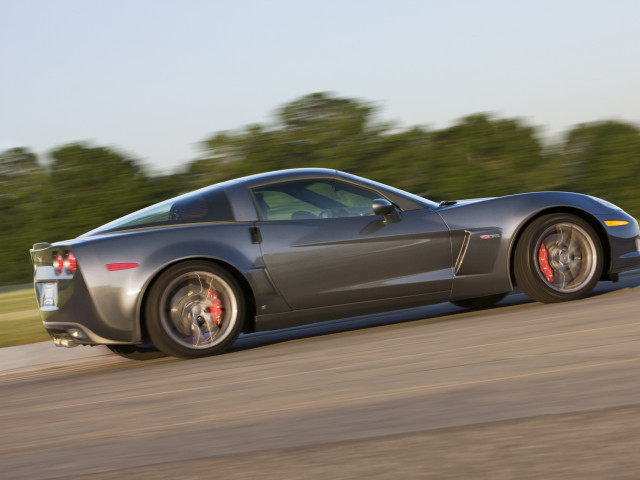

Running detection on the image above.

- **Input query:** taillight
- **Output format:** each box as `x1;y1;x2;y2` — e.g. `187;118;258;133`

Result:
53;252;64;275
66;251;77;274
52;250;77;275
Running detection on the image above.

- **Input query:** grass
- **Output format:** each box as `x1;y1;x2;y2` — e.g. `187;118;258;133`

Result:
0;285;50;348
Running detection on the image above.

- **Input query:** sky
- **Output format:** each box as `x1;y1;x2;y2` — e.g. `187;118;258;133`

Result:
2;0;639;174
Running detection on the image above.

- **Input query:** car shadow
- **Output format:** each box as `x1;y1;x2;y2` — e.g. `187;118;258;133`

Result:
229;293;533;353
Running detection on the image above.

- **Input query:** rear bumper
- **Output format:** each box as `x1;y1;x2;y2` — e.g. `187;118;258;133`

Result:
42;322;123;348
31;247;140;345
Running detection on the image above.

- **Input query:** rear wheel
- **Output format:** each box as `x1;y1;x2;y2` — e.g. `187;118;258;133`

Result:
514;214;603;303
451;293;508;309
145;261;246;359
107;344;166;360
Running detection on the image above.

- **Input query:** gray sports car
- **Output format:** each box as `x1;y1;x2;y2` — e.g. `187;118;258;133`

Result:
30;168;640;359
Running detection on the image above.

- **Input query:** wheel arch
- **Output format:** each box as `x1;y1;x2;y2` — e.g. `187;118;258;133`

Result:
508;206;611;288
138;257;257;342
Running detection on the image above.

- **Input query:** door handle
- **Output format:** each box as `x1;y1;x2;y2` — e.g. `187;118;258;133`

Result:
250;226;262;244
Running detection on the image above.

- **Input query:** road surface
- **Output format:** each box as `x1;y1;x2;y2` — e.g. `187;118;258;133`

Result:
1;273;639;479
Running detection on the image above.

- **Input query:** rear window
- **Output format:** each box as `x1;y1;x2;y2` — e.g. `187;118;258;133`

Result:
83;187;234;235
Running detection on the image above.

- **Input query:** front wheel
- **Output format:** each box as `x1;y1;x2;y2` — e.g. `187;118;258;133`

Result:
514;214;603;303
145;261;247;359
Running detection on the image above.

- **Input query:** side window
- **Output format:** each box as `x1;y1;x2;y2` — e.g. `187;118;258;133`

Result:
254;189;322;220
252;179;383;221
88;187;234;234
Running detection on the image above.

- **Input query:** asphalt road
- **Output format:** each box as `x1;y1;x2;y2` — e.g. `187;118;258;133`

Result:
1;273;639;479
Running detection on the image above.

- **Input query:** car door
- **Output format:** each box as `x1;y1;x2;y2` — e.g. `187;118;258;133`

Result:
251;178;452;310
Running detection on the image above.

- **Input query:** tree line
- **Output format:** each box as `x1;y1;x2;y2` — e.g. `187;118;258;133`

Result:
2;92;639;285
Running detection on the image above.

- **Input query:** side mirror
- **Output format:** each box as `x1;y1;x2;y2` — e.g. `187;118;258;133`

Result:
372;198;401;223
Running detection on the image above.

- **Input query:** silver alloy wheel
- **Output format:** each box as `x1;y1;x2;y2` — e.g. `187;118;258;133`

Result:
158;271;238;349
534;222;598;293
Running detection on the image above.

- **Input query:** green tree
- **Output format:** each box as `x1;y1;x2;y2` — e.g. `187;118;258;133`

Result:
562;121;640;217
0;144;189;285
41;143;158;241
362;126;432;195
424;114;544;200
188;92;389;190
0;148;48;284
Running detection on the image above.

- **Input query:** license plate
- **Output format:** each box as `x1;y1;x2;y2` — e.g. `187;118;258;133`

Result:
40;283;58;310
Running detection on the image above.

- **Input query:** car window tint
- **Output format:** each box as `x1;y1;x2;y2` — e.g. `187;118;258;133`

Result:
252;180;381;221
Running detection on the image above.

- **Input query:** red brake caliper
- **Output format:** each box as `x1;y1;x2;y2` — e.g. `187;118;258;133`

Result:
538;243;554;283
207;289;223;327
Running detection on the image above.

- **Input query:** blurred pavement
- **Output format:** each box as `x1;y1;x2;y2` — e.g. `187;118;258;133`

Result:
0;341;115;376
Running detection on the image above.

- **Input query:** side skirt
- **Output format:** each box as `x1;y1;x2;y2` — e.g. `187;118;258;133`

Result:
254;291;450;332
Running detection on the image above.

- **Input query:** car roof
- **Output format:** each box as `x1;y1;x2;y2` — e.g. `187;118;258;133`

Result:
222;168;338;188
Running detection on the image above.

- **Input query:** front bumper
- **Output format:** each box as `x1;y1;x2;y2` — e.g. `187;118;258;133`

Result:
598;213;640;274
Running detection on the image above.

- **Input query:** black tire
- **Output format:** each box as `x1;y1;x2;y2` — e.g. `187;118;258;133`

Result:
107;344;166;360
514;214;603;303
451;293;508;309
145;261;246;359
